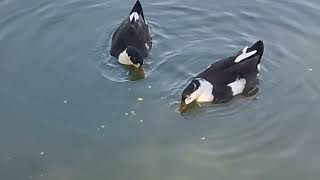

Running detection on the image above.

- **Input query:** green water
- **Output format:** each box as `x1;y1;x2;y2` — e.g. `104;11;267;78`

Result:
1;0;320;179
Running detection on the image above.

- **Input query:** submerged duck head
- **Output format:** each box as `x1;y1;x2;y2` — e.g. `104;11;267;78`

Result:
179;78;214;112
118;46;144;68
179;79;202;113
181;79;201;106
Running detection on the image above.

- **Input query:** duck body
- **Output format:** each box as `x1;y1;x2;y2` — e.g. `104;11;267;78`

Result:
181;40;264;106
110;0;152;68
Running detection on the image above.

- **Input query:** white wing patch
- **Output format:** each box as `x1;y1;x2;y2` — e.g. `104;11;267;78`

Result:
227;78;246;96
234;46;257;63
129;12;139;22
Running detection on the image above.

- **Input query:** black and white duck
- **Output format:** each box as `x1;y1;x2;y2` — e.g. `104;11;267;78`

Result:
110;0;152;68
180;40;264;110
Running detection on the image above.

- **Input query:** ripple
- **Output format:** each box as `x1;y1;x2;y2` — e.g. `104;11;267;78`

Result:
95;20;168;82
1;0;320;178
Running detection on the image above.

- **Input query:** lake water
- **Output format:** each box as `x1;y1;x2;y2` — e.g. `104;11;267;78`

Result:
1;0;320;179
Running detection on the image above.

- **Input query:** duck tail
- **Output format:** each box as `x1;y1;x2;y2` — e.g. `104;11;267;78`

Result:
234;40;264;63
130;0;145;21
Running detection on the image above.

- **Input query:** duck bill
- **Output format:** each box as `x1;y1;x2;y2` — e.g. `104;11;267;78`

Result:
177;101;188;113
138;65;144;71
132;64;144;71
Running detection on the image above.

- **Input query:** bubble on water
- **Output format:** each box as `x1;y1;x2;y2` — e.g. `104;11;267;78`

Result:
131;111;135;116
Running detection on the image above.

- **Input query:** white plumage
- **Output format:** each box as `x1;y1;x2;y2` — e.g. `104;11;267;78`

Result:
227;78;247;96
234;46;257;63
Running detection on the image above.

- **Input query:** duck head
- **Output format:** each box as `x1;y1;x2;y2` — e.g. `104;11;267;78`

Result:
179;78;214;112
118;46;143;68
181;79;201;105
179;79;201;112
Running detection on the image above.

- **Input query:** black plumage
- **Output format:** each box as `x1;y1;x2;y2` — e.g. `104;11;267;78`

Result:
199;40;263;102
110;0;152;58
184;40;264;104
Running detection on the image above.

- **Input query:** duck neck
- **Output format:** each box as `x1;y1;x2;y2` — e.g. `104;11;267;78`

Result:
194;79;214;102
118;49;133;65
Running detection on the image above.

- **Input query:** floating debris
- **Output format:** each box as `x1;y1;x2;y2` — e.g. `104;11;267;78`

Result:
148;85;152;89
131;111;136;116
40;152;45;155
201;137;206;140
101;125;105;129
137;97;144;101
308;68;313;71
140;120;144;123
125;112;129;116
63;100;68;104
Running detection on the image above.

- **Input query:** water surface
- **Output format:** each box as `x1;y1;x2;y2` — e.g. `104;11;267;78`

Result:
1;0;320;179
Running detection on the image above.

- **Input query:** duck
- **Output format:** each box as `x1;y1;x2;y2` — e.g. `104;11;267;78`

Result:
180;40;264;110
110;0;152;68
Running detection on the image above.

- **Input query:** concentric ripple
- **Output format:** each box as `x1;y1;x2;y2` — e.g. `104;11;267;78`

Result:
1;0;320;179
